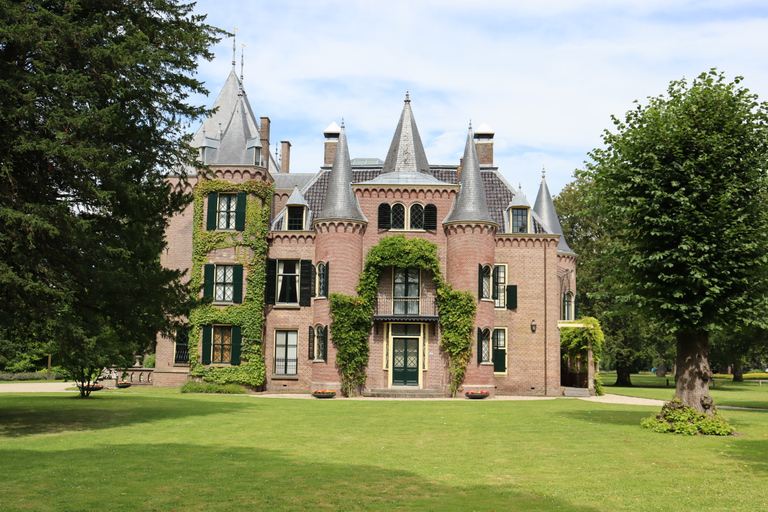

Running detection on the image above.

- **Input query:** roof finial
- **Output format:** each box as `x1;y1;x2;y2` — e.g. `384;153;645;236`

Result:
232;29;237;68
405;90;410;103
542;164;546;179
341;117;345;129
468;119;472;130
240;44;245;83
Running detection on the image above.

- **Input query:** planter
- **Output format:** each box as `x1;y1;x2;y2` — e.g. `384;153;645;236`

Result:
116;382;132;389
464;391;490;399
84;384;104;392
312;390;336;399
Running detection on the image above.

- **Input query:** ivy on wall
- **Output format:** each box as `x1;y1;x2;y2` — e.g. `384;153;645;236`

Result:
560;316;605;395
187;179;272;386
330;234;476;396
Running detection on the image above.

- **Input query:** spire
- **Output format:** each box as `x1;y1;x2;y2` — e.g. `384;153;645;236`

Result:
208;95;254;165
315;122;366;223
380;93;430;174
443;125;495;225
533;172;574;254
232;33;236;68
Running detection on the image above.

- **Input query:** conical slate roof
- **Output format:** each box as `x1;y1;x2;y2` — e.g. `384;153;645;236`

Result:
208;95;255;165
315;123;366;223
533;172;574;254
443;126;496;225
380;93;430;175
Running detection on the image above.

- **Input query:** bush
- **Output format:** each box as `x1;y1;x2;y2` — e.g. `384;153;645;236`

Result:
641;399;734;436
0;371;64;381
143;354;156;368
180;381;247;394
594;372;605;396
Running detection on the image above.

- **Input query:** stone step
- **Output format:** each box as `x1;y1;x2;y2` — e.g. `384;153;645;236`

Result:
563;387;592;397
363;388;448;399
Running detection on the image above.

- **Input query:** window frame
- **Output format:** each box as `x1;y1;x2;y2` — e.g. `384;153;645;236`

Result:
276;260;300;305
393;266;421;316
511;207;529;234
478;327;491;364
493;264;506;308
479;264;492;300
217;194;238;230
316;262;329;298
390;203;406;230
409;203;424;230
212;325;233;365
562;291;574;321
492;328;507;374
286;205;306;231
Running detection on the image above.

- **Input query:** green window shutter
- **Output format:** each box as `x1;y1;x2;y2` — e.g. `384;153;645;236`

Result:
232;264;243;303
326;262;330;295
478;264;483;299
206;193;218;230
574;293;579;319
321;326;328;360
235;192;247;231
506;285;517;310
308;326;315;360
378;203;391;230
265;259;276;305
203;264;214;299
201;325;212;365
299;260;313;307
477;327;483;364
424;204;437;230
492;266;499;300
230;326;242;365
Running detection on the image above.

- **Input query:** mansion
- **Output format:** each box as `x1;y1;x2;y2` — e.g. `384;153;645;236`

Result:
153;61;577;397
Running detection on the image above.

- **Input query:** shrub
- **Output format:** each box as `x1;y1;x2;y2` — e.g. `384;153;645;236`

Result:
594;372;605;396
143;354;156;368
641;399;734;436
180;381;246;394
0;371;64;381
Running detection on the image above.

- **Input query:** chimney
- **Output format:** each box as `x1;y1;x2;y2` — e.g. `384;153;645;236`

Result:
474;123;495;166
260;117;270;171
281;141;291;173
323;122;341;166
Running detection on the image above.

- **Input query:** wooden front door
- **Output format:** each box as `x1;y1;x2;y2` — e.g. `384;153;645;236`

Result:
392;337;419;386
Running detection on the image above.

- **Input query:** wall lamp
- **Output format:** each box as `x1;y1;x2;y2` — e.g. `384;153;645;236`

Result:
530;320;537;333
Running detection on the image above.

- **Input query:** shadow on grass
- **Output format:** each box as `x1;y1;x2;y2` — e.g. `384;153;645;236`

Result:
0;443;604;512
0;393;249;438
560;409;652;428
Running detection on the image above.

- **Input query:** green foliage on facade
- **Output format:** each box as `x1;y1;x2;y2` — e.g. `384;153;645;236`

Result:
188;179;272;387
330;235;476;396
560;317;604;363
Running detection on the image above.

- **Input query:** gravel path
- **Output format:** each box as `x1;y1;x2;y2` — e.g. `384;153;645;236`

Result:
0;382;76;393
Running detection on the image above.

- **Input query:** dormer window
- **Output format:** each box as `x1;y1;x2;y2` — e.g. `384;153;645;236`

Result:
287;206;305;230
247;137;262;166
512;208;529;233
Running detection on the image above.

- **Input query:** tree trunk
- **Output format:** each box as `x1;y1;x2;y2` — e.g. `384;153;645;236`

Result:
674;331;714;415
732;363;744;382
614;357;633;386
656;361;668;377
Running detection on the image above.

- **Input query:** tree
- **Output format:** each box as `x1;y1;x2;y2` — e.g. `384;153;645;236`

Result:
0;1;222;396
582;70;768;414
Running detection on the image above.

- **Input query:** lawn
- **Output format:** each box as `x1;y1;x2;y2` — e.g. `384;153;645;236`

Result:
0;389;766;511
600;371;768;409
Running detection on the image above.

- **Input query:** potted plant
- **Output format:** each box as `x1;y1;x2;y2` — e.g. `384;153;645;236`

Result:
464;390;490;399
116;381;132;389
311;389;336;399
84;383;104;392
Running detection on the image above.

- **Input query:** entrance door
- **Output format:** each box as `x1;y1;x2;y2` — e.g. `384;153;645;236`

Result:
392;337;419;386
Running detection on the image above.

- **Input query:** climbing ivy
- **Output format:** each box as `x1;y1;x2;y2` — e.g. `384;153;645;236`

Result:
187;179;272;386
330;234;476;396
560;317;605;396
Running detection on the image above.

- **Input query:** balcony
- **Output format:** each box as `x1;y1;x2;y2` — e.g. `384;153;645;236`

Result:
372;295;439;322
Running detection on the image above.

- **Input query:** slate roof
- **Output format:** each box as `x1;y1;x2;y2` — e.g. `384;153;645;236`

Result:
315;124;366;223
533;174;575;253
380;93;431;175
443;126;496;225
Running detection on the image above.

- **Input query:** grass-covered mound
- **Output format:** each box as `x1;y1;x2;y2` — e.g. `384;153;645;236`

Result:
641;398;734;435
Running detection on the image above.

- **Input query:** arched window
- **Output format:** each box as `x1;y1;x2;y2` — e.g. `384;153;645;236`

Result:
562;292;574;321
316;262;328;297
391;203;405;229
478;328;491;363
479;265;492;299
410;204;424;230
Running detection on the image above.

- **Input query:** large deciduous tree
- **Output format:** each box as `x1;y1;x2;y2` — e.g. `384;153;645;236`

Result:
0;0;222;395
582;70;768;414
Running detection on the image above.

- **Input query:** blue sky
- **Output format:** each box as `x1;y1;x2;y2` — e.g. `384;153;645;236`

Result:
188;0;768;198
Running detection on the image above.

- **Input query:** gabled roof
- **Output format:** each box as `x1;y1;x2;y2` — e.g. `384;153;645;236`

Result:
314;123;366;223
533;173;575;254
380;93;430;175
442;126;496;225
285;186;309;207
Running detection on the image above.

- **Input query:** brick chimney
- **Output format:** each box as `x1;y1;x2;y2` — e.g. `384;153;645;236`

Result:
260;117;270;171
323;122;341;166
281;141;291;173
474;122;495;166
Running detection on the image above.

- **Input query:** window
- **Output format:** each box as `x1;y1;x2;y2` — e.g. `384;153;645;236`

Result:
206;192;246;231
201;325;241;365
391;203;405;229
479;265;492;299
316;262;329;297
562;291;574;321
287;206;305;230
275;330;298;375
493;265;506;308
174;329;189;365
394;267;420;315
477;328;491;363
512;208;528;233
315;325;327;361
409;204;424;230
203;264;243;303
492;329;506;373
266;259;313;306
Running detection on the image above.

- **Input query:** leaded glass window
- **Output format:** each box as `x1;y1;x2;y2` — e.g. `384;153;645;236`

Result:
215;265;234;302
391;204;405;229
410;204;424;230
512;208;528;233
212;326;232;364
217;194;237;230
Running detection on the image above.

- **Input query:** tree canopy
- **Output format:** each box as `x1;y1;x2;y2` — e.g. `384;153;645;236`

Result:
581;70;768;412
0;0;223;394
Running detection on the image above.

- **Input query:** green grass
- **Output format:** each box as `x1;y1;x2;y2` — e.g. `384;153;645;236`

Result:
600;371;768;409
0;390;766;511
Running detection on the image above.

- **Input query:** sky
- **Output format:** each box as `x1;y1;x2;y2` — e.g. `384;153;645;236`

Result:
187;0;768;198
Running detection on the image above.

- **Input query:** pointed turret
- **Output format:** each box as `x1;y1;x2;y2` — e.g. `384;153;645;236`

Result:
443;125;496;225
208;95;255;166
315;123;366;223
533;170;574;254
381;92;430;174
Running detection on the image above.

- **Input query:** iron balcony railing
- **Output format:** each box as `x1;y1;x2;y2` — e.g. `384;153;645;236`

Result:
373;295;439;319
